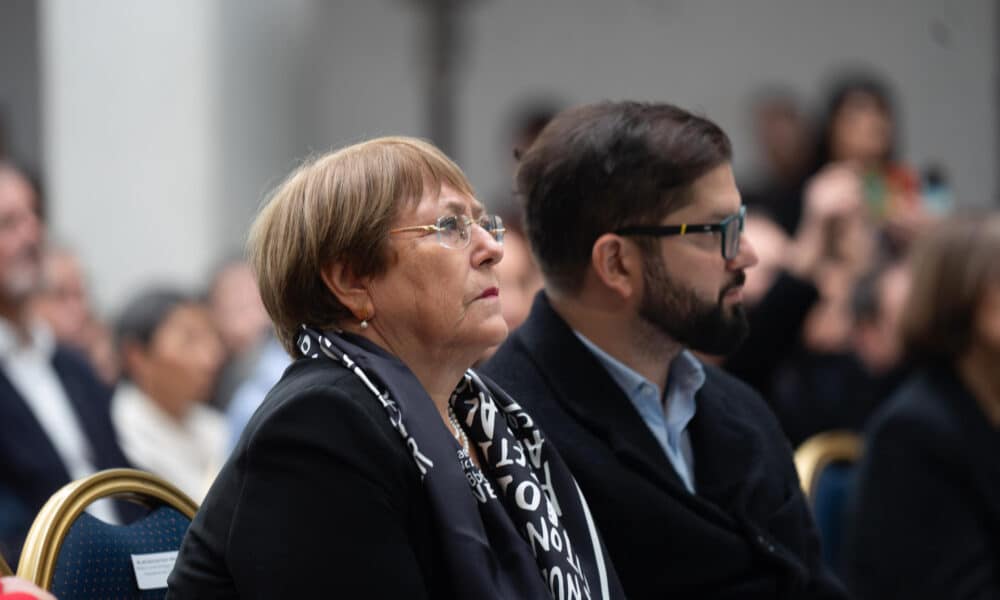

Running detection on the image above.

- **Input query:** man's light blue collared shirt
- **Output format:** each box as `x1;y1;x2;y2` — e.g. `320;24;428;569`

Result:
575;332;705;493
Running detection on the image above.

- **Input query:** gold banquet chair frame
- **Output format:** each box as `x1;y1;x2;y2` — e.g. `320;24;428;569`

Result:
0;549;12;576
794;430;863;503
16;468;198;590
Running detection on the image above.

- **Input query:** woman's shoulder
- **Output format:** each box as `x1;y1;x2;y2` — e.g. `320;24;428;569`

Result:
229;355;418;491
865;369;969;457
245;356;385;428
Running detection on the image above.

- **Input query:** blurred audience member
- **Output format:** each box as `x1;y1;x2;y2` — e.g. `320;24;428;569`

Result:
113;289;226;501
847;213;1000;599
723;162;866;400
476;227;543;364
491;97;563;218
0;163;130;563
206;258;271;410
768;259;913;446
742;88;815;234
30;245;119;384
493;227;541;332
224;332;288;451
815;71;936;249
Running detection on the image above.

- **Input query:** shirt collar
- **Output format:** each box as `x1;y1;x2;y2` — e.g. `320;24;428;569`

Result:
0;317;57;360
574;331;657;398
665;349;705;428
667;350;706;403
573;331;706;399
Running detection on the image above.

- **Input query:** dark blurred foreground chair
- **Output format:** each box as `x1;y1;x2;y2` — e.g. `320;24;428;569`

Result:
794;430;863;574
16;469;197;599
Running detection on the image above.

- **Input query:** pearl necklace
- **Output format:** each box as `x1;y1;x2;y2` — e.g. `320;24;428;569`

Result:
447;404;471;454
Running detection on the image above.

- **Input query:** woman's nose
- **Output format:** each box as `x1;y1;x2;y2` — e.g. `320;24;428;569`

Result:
471;223;503;267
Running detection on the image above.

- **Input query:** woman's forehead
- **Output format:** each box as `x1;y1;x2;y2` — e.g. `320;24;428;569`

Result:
417;184;483;216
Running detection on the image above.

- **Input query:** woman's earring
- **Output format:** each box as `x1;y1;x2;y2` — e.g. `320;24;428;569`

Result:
359;309;371;330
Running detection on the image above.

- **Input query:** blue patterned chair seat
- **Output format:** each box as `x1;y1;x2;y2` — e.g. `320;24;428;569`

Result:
49;506;190;600
15;469;198;598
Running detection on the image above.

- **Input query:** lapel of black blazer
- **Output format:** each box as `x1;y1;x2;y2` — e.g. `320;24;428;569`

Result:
516;293;687;493
686;371;763;515
0;365;72;486
49;347;121;471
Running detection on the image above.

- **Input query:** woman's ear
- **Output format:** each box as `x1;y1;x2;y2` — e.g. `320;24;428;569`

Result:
591;233;643;301
120;341;149;384
320;261;372;320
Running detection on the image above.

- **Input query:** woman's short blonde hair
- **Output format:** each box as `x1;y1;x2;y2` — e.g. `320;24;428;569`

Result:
247;136;475;355
901;212;1000;365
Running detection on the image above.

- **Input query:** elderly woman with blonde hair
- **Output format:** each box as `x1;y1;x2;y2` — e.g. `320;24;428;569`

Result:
167;137;623;599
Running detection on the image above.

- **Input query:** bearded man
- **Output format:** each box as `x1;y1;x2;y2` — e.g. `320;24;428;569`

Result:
0;163;132;564
482;101;848;599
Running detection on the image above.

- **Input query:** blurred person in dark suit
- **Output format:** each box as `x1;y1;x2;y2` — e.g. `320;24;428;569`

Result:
0;162;132;563
846;213;1000;599
483;101;848;599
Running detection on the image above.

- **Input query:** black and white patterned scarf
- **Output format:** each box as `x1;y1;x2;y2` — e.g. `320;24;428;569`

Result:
296;327;624;600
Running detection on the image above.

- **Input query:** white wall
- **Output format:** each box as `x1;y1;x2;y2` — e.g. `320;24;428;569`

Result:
41;0;222;314
37;0;998;315
0;0;42;172
461;0;998;211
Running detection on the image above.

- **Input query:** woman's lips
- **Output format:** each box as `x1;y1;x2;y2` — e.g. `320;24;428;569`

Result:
478;287;499;300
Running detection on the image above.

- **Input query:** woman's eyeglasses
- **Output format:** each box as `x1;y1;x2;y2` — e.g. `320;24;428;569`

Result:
614;206;746;260
390;214;506;250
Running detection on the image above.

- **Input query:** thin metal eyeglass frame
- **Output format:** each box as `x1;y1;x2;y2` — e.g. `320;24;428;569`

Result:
389;214;506;249
614;205;746;260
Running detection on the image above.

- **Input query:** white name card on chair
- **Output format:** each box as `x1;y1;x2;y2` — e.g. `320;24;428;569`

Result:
130;550;179;590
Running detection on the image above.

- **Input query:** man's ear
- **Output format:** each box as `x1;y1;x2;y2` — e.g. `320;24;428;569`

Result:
320;261;372;319
591;233;643;301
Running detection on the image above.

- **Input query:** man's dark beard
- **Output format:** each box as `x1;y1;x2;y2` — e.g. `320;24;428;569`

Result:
638;251;750;355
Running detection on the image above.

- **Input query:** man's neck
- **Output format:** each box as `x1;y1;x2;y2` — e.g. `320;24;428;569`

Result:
0;300;32;346
548;290;682;392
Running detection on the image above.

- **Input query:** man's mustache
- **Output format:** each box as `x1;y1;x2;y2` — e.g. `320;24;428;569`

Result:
722;271;746;294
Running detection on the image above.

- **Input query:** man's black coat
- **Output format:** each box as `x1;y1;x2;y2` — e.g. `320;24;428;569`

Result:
482;293;848;599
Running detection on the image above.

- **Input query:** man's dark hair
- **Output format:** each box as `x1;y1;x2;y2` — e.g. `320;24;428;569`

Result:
515;101;732;292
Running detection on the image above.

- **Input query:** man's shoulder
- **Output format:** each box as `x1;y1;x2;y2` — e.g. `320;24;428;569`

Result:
700;361;767;407
699;361;788;439
483;328;537;373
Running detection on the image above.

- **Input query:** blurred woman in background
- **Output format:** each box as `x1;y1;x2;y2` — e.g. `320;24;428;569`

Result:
847;213;1000;599
113;289;226;501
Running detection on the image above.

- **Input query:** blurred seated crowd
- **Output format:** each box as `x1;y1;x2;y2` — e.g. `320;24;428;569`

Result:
0;68;997;599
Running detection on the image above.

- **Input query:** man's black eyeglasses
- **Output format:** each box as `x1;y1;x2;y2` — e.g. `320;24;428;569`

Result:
615;206;746;260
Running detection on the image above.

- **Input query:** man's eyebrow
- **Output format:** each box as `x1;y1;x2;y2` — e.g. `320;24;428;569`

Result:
704;207;741;221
